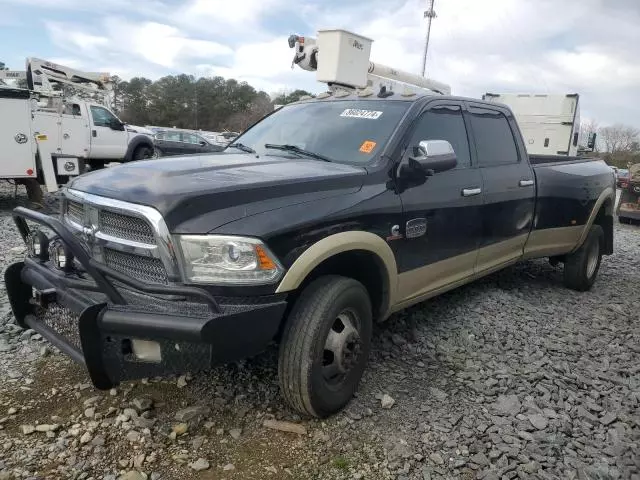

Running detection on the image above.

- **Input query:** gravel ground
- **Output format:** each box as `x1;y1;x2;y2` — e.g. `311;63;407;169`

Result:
0;183;638;480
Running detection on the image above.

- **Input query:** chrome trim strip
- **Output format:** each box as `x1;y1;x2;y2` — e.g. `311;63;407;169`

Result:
65;189;181;282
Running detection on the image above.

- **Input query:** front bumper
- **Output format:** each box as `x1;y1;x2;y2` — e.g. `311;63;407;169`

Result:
5;207;287;390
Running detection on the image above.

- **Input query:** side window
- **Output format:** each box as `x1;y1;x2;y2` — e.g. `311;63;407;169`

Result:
63;103;81;116
90;106;118;127
165;131;181;142
182;133;199;144
469;108;519;167
409;105;471;169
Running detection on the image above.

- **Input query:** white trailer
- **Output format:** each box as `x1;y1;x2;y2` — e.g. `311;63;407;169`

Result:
482;93;581;157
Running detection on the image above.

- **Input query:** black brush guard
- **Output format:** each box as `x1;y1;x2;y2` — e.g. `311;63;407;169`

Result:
5;207;287;390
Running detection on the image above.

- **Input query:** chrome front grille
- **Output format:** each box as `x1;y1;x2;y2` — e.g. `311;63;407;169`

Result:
63;190;178;285
67;201;84;225
99;210;155;245
104;248;169;285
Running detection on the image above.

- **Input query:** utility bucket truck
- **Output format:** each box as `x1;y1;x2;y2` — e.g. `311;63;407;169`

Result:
0;58;155;202
5;29;615;419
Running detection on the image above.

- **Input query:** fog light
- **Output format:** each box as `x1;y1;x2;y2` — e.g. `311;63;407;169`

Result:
131;339;162;363
49;241;72;270
26;231;51;262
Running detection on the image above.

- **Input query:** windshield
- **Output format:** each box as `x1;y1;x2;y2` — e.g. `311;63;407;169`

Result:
229;100;411;164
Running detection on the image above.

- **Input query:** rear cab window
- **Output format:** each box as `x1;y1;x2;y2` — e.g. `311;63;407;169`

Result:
468;107;520;167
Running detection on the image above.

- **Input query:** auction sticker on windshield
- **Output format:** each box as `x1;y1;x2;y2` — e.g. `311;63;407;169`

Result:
340;109;383;120
359;140;377;153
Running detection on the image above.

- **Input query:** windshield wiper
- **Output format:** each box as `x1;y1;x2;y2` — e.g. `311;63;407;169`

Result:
264;144;333;163
227;142;255;154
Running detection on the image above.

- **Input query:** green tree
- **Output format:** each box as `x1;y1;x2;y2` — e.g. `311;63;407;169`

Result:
272;89;314;105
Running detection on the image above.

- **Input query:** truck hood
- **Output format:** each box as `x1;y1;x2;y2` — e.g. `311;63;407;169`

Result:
68;153;367;232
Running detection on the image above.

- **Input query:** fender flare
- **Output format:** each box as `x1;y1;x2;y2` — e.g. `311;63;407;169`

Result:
275;231;398;317
573;186;615;252
124;135;154;162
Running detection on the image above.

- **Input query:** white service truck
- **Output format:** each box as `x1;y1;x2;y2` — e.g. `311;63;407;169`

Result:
482;93;588;157
0;58;155;202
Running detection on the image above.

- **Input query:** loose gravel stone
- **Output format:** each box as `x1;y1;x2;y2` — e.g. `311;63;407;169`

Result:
528;414;548;430
188;458;210;471
380;394;395;409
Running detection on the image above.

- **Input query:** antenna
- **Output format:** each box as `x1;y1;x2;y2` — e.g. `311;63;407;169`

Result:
421;0;436;77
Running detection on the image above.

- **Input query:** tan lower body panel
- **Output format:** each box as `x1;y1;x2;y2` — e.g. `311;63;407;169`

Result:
522;226;582;259
475;234;528;274
391;226;586;314
395;250;477;310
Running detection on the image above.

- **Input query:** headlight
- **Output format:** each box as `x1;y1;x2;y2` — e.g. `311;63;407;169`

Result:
178;235;284;285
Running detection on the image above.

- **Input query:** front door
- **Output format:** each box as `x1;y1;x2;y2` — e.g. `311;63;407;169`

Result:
89;105;128;159
395;103;483;308
465;104;536;274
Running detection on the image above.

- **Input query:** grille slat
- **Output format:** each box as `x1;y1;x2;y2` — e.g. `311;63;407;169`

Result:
104;248;168;285
67;201;84;225
99;210;155;245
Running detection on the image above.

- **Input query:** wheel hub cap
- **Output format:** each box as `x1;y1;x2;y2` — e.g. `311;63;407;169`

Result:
322;311;361;383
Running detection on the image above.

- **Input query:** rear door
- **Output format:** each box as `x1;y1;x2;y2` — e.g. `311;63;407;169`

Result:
162;131;185;155
181;132;204;154
466;103;535;274
395;101;483;306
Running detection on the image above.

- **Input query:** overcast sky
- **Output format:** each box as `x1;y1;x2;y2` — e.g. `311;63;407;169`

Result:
1;0;638;128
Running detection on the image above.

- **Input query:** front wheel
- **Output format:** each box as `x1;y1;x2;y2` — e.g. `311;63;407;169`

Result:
152;147;163;159
278;276;372;418
563;225;603;291
133;145;154;160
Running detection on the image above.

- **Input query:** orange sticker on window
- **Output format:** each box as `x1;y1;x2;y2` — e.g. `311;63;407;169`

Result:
359;140;377;153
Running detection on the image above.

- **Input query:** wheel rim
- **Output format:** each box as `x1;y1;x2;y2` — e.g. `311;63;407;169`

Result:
322;309;362;386
586;238;600;278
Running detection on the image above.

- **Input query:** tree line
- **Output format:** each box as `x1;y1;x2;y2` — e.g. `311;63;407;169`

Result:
580;120;640;168
111;74;312;133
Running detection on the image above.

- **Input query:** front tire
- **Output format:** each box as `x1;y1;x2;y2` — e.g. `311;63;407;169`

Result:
133;145;153;160
563;225;603;291
278;276;372;418
619;216;630;225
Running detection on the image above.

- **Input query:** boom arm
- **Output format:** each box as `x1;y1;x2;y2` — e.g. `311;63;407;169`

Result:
25;57;113;95
289;31;451;96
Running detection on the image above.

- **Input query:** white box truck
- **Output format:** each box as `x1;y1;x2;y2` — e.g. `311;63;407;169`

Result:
482;93;581;157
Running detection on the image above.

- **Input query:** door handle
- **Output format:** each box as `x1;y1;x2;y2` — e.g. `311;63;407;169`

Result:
92;130;97;137
519;179;534;187
462;187;482;197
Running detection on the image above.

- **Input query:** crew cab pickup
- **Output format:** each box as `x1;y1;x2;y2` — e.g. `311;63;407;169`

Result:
6;93;616;418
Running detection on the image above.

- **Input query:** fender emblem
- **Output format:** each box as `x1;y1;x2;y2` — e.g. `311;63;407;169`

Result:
406;218;427;238
14;133;28;144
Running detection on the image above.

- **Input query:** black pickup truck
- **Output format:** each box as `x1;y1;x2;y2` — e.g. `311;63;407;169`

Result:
6;92;616;418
